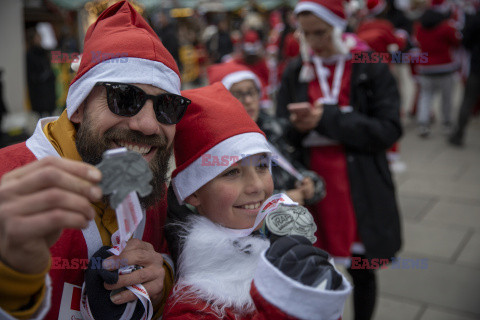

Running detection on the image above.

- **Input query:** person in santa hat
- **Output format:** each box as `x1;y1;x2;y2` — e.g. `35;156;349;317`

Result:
413;0;462;137
276;1;403;319
229;29;272;109
161;82;351;320
356;0;408;173
207;62;325;207
0;1;190;319
356;0;408;58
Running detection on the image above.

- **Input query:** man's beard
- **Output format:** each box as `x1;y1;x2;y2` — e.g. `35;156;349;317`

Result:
75;114;172;209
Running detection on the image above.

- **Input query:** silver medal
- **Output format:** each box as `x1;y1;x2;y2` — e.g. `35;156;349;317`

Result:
96;148;153;209
265;204;317;244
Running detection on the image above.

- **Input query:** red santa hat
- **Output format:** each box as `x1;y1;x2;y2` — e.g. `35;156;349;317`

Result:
430;0;451;12
66;1;180;119
171;82;271;204
242;30;263;55
367;0;387;16
294;0;348;30
207;62;262;91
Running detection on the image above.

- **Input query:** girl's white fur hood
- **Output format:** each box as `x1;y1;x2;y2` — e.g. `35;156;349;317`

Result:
170;215;270;316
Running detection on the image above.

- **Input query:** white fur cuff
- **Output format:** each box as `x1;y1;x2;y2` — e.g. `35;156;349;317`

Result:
253;250;352;320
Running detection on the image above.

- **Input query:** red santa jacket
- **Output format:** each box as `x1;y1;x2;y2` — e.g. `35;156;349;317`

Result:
0;118;169;320
357;18;407;54
413;13;462;74
163;216;351;320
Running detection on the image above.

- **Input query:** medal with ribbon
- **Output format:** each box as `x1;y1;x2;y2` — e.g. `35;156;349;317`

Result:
81;148;154;320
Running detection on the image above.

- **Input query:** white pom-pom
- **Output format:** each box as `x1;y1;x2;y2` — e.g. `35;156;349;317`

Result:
298;31;315;83
387;43;399;53
299;63;315;83
71;54;82;72
332;27;349;55
344;34;358;51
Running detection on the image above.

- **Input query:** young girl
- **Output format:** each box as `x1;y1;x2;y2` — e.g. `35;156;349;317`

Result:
163;82;351;319
206;62;326;207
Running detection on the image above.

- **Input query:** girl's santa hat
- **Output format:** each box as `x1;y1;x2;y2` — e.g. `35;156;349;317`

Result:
171;82;271;204
66;0;180;119
207;62;262;91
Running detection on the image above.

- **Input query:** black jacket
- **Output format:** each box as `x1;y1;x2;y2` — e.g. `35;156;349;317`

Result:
257;111;325;205
463;10;480;75
276;55;402;260
26;46;56;114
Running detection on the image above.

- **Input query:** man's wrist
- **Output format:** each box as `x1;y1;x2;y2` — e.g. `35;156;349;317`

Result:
0;258;50;312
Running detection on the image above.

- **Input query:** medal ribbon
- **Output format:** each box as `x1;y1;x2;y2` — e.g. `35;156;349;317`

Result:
81;192;153;320
312;55;345;105
267;142;304;182
224;193;298;238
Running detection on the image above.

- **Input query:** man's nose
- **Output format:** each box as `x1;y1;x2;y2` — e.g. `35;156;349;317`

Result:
127;100;160;136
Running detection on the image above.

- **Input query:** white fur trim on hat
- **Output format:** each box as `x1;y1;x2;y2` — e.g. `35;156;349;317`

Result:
221;70;262;90
172;132;271;204
253;250;352;320
243;41;262;55
369;0;387;16
294;1;347;29
66;57;181;119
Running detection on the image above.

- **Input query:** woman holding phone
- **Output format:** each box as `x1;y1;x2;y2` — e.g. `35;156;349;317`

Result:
276;1;403;319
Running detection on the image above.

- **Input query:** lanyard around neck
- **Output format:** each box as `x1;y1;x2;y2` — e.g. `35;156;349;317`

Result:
312;55;346;105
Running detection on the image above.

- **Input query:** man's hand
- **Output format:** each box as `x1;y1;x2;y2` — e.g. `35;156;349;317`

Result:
104;239;165;309
0;157;102;274
290;102;324;133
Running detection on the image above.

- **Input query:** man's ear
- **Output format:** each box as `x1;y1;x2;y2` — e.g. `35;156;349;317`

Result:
70;102;85;124
184;193;201;207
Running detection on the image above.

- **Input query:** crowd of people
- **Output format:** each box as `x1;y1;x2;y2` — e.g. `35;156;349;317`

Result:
0;0;479;320
160;0;478;146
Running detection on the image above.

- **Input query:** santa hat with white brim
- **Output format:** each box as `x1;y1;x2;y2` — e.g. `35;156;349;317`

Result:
367;0;387;16
294;0;348;30
171;82;271;205
207;62;262;91
66;1;181;119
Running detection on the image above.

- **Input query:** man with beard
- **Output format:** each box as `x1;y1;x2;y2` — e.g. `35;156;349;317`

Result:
0;2;189;319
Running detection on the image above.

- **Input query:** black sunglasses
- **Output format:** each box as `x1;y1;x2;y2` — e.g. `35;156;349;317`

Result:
96;82;190;125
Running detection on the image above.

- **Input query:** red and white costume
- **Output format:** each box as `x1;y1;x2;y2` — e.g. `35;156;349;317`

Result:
164;83;352;320
0;119;169;320
0;1;180;319
163;216;351;320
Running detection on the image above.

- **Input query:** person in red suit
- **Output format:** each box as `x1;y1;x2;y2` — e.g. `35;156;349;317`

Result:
357;0;408;57
276;1;403;319
413;0;462;137
356;0;408;173
163;82;352;320
0;2;186;319
230;29;272;109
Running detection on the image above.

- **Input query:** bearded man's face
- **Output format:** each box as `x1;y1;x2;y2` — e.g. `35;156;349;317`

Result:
71;84;175;209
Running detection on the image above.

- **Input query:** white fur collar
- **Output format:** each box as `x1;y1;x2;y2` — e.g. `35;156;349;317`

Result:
171;215;270;316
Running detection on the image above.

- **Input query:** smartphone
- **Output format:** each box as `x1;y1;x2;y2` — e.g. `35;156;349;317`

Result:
287;102;311;116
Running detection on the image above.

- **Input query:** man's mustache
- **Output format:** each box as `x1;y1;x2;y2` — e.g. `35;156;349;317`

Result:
103;128;168;148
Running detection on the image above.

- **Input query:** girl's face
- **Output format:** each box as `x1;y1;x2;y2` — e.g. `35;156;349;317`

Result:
186;154;273;230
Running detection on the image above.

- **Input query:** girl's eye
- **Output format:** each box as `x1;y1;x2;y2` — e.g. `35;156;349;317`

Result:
256;159;270;170
224;168;240;177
